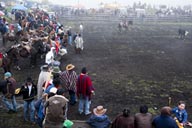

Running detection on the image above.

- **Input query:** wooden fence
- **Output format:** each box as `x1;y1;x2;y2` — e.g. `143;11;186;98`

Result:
60;14;192;23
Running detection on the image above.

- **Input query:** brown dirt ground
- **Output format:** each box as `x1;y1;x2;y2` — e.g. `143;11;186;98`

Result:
1;19;192;127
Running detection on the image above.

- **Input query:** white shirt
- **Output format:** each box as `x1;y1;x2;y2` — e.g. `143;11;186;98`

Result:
28;85;32;96
45;48;55;65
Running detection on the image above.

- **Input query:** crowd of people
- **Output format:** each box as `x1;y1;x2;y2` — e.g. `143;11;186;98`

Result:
0;5;192;128
1;64;192;128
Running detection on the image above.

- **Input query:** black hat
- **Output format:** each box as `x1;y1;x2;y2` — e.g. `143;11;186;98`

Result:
56;88;66;95
81;67;87;74
26;77;33;83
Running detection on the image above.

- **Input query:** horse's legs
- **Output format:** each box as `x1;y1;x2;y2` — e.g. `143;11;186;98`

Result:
30;54;37;67
2;35;6;46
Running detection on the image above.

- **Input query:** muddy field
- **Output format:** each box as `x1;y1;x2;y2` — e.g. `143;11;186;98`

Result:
1;18;192;127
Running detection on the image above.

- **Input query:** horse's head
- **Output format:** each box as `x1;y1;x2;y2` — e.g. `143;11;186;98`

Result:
32;39;48;54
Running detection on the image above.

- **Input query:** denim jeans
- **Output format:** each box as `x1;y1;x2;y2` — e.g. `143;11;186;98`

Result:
78;96;91;115
68;36;72;45
2;95;17;112
69;90;76;105
24;100;35;122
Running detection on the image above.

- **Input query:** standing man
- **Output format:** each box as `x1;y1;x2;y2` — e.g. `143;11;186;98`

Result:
67;27;72;45
74;34;84;54
2;72;17;113
20;77;37;123
43;88;69;128
45;47;56;66
79;23;83;37
76;67;95;115
60;64;78;105
37;65;51;99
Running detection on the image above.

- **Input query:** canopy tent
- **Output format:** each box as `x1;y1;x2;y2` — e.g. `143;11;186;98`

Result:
72;4;85;9
12;5;28;11
104;3;121;9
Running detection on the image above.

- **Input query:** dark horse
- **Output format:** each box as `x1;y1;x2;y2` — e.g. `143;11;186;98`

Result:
1;46;20;73
19;38;49;67
1;39;49;72
178;28;189;40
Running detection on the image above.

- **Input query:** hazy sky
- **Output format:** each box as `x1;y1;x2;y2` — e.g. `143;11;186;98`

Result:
49;0;192;8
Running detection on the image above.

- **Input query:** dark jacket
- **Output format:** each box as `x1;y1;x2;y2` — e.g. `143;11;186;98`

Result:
152;115;179;128
6;77;17;95
87;114;111;128
20;83;37;102
134;113;153;128
111;114;135;128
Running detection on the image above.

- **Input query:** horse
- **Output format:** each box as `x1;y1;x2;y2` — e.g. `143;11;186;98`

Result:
1;38;49;71
2;30;24;46
0;45;21;73
118;20;133;32
178;29;189;40
19;37;50;67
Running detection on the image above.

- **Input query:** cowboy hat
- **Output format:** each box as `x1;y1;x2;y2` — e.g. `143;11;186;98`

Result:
93;105;107;116
15;88;21;95
66;64;75;71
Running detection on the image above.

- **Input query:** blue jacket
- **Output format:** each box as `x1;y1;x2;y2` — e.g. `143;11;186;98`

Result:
172;107;188;123
152;115;179;128
87;114;111;128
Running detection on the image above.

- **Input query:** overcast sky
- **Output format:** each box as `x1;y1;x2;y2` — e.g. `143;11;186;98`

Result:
49;0;192;8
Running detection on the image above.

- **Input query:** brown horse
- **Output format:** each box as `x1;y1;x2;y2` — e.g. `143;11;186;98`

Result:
1;46;20;73
2;30;24;46
1;38;49;72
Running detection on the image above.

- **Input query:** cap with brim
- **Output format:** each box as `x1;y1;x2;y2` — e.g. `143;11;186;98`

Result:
66;64;75;71
93;105;107;116
4;72;12;78
49;87;57;94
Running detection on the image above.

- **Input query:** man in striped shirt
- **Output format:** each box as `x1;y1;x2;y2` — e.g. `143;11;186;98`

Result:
60;64;77;105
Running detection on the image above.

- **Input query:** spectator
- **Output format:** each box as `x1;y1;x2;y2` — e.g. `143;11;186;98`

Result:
67;27;72;45
87;105;111;128
134;105;152;128
152;106;178;128
111;108;135;128
43;88;69;128
2;72;17;113
20;77;37;123
45;47;56;66
79;23;83;36
60;64;78;105
172;101;188;127
35;87;57;128
74;34;84;54
44;78;61;94
76;67;95;115
37;65;51;99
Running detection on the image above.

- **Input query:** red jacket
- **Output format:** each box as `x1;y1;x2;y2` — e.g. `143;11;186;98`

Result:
76;74;94;100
